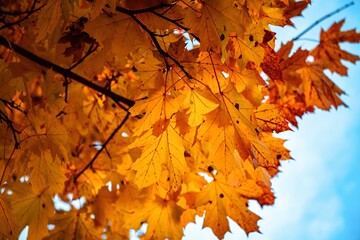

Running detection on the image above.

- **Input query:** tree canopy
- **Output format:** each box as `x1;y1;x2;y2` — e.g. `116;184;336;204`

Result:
0;0;359;239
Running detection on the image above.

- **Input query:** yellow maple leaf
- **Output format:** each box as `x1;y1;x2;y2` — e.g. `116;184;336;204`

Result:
130;120;188;190
196;51;229;93
26;109;68;160
85;12;144;59
127;195;185;240
261;6;291;26
45;210;101;240
260;132;291;176
129;88;181;135
28;150;67;194
184;0;251;50
10;183;54;240
182;88;219;127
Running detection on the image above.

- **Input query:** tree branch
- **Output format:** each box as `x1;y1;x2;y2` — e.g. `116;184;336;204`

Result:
293;1;354;41
0;35;135;109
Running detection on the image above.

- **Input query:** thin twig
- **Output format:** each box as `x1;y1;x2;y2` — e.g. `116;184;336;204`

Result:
68;42;99;71
150;10;190;31
129;14;193;79
73;112;130;181
293;1;354;41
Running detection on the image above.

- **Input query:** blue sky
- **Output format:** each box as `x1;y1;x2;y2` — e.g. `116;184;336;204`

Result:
184;1;360;239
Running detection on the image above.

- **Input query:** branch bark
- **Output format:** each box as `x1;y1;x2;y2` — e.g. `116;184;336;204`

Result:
0;35;135;109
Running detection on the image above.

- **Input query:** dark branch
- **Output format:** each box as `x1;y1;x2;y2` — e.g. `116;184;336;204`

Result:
0;98;27;114
150;10;190;31
68;42;99;71
0;35;135;109
73;112;130;181
115;3;173;14
293;1;354;41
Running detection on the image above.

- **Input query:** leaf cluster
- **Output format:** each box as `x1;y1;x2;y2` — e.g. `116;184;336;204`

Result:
0;0;359;239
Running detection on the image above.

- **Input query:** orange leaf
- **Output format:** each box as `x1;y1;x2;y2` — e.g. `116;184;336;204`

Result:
0;193;19;239
195;173;260;238
311;20;360;75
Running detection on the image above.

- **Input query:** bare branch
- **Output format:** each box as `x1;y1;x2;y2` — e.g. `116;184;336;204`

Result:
293;1;354;41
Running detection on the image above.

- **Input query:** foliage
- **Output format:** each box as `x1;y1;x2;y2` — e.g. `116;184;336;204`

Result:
0;0;359;239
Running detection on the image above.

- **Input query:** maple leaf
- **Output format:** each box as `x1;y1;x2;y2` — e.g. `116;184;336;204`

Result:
127;195;185;240
10;183;54;240
284;0;309;22
260;43;283;81
195;173;260;239
297;64;347;110
92;186;117;227
129;87;181;135
129;120;188;190
28;150;67;193
182;87;219;127
225;30;265;68
197;102;254;173
255;103;291;133
25;110;68;160
85;11;144;60
311;20;360;75
45;210;101;240
260;132;291;176
260;6;291;27
195;51;229;93
183;0;251;51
